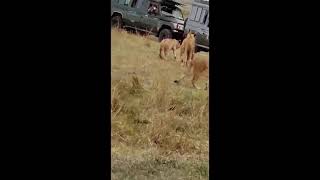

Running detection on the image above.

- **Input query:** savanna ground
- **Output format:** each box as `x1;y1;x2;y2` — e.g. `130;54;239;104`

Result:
111;16;209;180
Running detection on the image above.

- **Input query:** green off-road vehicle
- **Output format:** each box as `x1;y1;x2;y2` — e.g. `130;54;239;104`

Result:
111;0;185;41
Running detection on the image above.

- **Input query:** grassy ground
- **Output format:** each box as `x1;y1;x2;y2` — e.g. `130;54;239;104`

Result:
111;28;209;180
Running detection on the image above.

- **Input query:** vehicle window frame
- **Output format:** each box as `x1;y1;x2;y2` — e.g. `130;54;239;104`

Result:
160;5;183;20
135;0;144;8
200;9;208;24
206;14;209;27
148;2;160;16
131;0;138;7
141;0;149;12
123;0;130;6
177;8;184;20
195;7;202;22
189;6;198;21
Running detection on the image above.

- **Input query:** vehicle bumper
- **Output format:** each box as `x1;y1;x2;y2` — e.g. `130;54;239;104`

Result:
196;44;210;51
172;29;184;39
173;29;184;34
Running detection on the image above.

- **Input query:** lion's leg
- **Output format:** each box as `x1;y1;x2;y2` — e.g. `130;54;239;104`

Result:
187;60;193;72
173;48;177;60
180;47;185;63
188;51;196;69
191;49;195;61
186;50;191;67
185;57;189;67
164;48;169;60
192;73;201;89
159;47;163;59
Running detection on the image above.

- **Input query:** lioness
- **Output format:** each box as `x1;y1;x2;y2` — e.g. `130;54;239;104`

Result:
180;31;196;66
159;38;181;60
174;54;209;90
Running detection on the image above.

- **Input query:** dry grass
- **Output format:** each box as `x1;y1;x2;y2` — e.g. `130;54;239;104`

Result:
111;28;209;180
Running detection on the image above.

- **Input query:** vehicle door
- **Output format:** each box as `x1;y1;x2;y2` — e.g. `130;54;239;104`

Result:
187;5;209;48
195;7;209;48
124;0;144;29
199;11;209;48
139;1;160;34
113;0;132;26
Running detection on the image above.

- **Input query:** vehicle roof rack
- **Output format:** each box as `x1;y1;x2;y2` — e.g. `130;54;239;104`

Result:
151;0;184;7
193;0;209;6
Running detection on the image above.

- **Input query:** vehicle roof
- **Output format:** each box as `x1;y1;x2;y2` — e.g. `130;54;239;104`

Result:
193;0;209;6
150;0;184;7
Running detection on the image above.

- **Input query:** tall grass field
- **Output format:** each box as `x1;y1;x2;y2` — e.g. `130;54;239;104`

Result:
111;28;209;180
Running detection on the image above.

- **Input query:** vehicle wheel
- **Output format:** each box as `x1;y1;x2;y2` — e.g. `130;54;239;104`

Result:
158;29;172;42
195;46;200;53
111;15;123;29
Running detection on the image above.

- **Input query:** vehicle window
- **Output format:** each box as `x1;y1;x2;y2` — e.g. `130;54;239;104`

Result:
195;7;202;22
141;0;149;9
189;6;198;20
172;8;184;20
135;0;143;8
119;0;129;5
161;6;183;20
200;9;208;24
148;3;160;15
131;0;138;7
123;0;130;5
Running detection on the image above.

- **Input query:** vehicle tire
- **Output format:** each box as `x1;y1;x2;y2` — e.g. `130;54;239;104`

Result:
158;28;172;42
111;15;123;29
195;46;200;53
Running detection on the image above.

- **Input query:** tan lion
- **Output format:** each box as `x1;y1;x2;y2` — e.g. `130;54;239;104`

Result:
180;31;196;66
159;38;181;60
174;54;209;90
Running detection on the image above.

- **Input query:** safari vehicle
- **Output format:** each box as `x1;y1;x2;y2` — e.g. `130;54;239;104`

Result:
183;0;209;52
111;0;185;41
